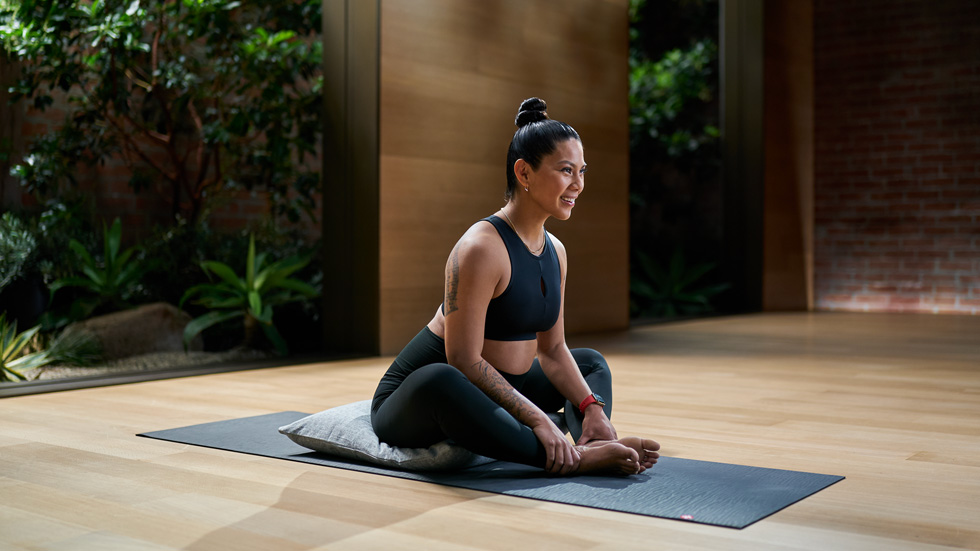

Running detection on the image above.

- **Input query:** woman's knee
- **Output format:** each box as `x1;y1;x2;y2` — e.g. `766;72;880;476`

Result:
570;348;610;376
405;363;470;400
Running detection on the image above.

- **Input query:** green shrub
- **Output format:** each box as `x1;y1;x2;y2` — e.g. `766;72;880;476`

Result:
629;40;718;156
180;234;319;355
1;0;322;225
631;249;730;319
0;212;39;292
628;0;726;319
46;218;144;328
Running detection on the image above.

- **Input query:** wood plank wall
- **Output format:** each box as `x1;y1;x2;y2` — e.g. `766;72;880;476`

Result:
378;0;630;354
763;0;814;311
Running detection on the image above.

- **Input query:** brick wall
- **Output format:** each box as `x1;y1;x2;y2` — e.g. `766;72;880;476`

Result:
813;0;980;314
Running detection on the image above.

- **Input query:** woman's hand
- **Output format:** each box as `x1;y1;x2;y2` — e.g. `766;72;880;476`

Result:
577;406;618;445
532;418;580;475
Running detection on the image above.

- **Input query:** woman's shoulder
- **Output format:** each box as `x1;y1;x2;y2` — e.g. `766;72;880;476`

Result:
459;218;505;246
452;219;508;264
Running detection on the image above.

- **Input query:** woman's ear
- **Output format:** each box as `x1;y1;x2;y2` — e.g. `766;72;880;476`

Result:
514;159;531;187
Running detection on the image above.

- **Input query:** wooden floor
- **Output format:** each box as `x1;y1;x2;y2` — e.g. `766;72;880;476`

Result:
2;312;979;550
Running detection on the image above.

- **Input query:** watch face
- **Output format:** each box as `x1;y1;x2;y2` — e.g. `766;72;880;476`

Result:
593;393;605;406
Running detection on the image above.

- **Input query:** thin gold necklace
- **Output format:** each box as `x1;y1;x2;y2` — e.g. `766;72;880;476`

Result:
500;210;545;255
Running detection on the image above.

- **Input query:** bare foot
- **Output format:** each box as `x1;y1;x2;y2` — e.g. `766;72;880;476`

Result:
585;437;660;470
574;442;642;476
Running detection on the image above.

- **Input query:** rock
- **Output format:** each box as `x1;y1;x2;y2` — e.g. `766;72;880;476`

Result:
65;302;204;361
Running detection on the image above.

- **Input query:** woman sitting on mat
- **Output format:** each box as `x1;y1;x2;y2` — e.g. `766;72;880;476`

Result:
371;98;660;475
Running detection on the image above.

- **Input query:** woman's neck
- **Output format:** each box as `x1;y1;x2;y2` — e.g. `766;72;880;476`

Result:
499;201;547;253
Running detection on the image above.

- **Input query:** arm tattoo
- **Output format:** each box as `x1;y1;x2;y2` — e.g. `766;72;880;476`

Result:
470;359;533;421
445;247;460;315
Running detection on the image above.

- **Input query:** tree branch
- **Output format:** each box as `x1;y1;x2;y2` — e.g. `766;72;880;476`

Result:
103;112;176;182
118;109;170;146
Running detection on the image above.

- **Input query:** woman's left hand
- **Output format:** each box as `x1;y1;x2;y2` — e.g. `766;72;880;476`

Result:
577;406;618;445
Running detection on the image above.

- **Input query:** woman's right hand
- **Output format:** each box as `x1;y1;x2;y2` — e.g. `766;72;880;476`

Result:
532;418;580;475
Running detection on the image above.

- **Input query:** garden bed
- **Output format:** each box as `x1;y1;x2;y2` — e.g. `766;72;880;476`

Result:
18;347;272;382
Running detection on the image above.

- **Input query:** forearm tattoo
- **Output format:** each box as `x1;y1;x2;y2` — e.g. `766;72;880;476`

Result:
471;359;533;422
445;247;460;315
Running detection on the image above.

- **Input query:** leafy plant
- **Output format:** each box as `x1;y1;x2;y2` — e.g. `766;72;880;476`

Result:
0;211;51;329
179;234;319;355
631;249;730;318
46;218;144;327
629;39;718;157
43;328;104;368
0;312;103;382
0;212;39;292
136;219;223;307
1;0;322;225
32;198;99;285
628;0;724;320
0;313;48;382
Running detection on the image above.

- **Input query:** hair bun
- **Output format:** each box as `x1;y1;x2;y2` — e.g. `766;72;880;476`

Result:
515;97;548;127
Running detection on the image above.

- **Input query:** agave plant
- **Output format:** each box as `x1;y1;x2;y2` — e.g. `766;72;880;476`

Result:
0;312;104;382
180;235;319;355
0;313;49;382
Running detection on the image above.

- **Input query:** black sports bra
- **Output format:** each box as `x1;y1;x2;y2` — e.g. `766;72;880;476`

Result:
481;215;561;340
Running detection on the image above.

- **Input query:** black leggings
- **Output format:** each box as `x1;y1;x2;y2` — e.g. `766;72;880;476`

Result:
370;327;613;468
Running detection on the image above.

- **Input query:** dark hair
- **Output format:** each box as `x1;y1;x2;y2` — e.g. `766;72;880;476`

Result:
505;97;581;200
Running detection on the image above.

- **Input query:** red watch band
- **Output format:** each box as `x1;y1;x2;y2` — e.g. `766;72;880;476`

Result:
578;394;598;414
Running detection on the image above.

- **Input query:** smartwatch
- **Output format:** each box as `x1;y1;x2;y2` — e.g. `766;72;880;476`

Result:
578;392;605;414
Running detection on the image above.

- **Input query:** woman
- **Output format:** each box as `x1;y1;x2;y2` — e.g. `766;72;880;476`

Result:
371;98;660;475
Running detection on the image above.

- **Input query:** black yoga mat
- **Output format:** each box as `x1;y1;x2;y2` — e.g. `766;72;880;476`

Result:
139;411;844;529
